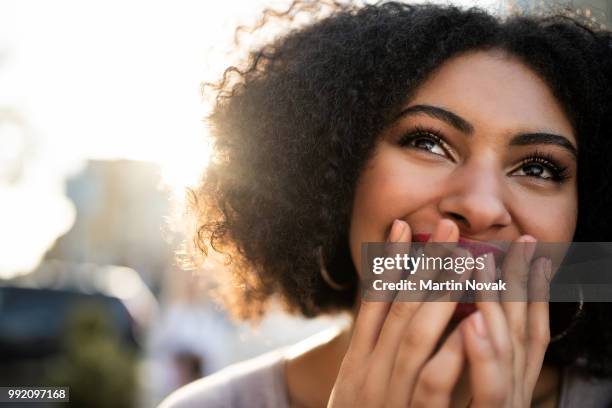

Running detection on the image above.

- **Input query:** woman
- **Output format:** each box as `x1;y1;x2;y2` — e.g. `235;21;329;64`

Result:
162;2;612;406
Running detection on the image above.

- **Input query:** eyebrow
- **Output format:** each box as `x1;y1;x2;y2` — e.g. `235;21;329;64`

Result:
396;104;577;158
510;133;577;158
396;104;475;134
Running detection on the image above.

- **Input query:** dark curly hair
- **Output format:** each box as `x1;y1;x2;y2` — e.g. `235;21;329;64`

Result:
191;1;612;375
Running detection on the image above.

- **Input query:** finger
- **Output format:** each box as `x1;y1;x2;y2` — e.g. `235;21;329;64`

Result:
381;220;462;407
411;321;466;408
381;218;413;285
500;235;537;340
500;236;537;403
363;219;411;300
462;311;508;407
475;253;511;360
349;219;409;358
431;246;475;303
419;219;461;287
373;219;455;358
407;219;464;302
528;257;551;303
473;251;499;302
449;367;472;408
347;300;393;361
471;300;514;407
524;258;551;397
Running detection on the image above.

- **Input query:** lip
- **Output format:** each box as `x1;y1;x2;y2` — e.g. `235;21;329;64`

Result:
412;232;507;263
452;303;477;322
410;233;503;322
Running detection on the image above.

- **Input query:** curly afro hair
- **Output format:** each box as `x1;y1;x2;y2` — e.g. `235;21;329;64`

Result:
191;1;612;375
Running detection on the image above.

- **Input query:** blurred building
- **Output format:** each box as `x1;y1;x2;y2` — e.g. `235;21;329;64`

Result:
45;159;174;293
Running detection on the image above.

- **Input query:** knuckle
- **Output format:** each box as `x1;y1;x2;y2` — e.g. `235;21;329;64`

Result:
360;382;380;402
336;361;369;388
339;354;358;372
479;385;507;404
362;396;379;408
531;325;551;350
496;336;513;356
402;328;427;352
336;367;359;388
418;368;451;395
473;343;499;363
391;350;412;376
388;302;415;320
512;326;527;345
332;365;386;408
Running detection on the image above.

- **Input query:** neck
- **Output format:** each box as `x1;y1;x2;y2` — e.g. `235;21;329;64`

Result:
285;325;351;407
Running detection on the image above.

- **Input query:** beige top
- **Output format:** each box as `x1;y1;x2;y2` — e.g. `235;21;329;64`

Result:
160;346;612;408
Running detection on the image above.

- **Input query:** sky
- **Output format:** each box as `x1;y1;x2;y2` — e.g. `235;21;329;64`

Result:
0;0;500;277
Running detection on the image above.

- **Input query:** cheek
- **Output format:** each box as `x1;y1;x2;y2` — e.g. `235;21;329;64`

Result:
348;148;445;272
512;188;577;242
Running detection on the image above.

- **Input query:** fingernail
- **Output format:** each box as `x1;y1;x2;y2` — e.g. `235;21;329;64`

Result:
434;219;454;242
471;311;487;337
483;252;496;281
545;258;552;281
388;219;405;242
522;237;536;263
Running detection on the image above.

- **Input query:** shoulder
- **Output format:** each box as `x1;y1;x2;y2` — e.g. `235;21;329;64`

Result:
559;365;612;408
158;348;290;408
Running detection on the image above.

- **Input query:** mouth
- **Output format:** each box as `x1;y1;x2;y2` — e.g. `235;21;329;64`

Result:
412;233;504;322
412;233;506;318
412;232;506;264
452;302;477;323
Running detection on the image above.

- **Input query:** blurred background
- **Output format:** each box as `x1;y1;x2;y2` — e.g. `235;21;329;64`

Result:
1;0;609;407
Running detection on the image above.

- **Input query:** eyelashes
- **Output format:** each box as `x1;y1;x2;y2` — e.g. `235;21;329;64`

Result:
514;150;570;183
398;126;452;158
397;126;572;183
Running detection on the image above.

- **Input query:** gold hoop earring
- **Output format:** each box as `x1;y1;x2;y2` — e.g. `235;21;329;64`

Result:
550;287;585;343
317;246;350;291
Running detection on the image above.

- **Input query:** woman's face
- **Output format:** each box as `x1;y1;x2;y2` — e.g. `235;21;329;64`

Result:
349;50;578;274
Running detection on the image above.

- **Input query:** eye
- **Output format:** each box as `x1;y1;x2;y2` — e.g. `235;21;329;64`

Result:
398;129;449;158
511;152;570;183
513;163;554;179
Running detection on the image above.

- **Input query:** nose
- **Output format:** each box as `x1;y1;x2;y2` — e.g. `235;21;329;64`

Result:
438;160;512;235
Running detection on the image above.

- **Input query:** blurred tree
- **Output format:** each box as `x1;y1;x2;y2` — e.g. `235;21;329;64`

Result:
504;0;610;29
45;303;137;408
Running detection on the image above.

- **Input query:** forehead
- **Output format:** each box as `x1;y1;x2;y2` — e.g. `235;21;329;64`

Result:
406;50;576;145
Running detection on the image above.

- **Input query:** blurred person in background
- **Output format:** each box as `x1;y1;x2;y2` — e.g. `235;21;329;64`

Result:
162;1;612;407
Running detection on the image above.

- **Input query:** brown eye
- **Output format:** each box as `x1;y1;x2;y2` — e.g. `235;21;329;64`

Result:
514;163;552;179
511;152;570;183
413;138;438;151
399;131;448;157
